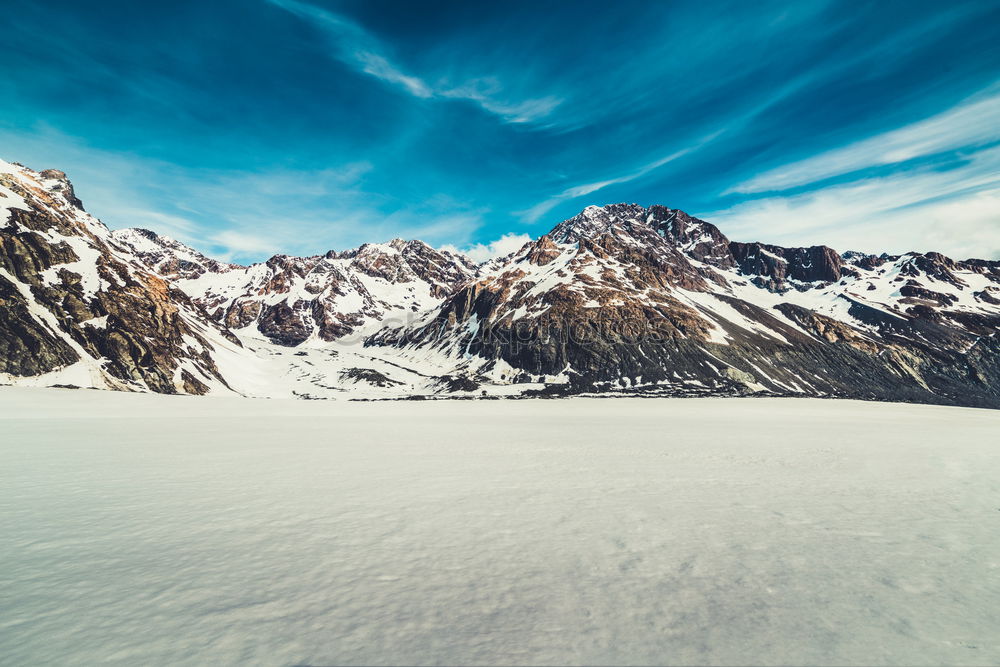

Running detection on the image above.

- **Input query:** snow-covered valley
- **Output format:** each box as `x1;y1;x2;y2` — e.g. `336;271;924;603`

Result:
2;388;998;665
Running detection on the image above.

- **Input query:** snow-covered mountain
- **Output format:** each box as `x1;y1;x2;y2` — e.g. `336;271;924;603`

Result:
110;227;238;280
3;160;999;406
170;237;477;346
373;204;1000;405
0;160;241;394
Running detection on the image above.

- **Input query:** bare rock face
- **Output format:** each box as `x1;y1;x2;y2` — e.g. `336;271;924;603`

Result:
0;272;81;375
647;205;735;268
258;301;313;347
37;169;84;209
730;242;842;289
525;236;561;266
841;250;888;271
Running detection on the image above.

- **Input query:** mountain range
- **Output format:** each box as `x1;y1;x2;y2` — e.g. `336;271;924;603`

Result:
3;158;999;407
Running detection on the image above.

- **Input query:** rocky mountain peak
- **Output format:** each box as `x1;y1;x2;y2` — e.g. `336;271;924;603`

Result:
645;206;735;268
546;203;735;269
549;203;651;244
111;227;240;280
36;168;84;209
841;250;888;271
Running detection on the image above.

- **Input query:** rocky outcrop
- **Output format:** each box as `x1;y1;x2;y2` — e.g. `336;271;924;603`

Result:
0;272;81;376
648;205;735;268
37;169;84;209
258;301;313;346
111;228;239;280
340;367;403;387
730;242;842;289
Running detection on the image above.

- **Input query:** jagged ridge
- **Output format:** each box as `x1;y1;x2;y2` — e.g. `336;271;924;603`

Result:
2;159;999;407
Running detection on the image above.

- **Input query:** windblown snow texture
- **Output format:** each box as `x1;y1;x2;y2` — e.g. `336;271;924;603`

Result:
2;387;999;665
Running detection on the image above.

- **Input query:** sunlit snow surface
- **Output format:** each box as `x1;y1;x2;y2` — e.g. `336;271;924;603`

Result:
2;388;999;666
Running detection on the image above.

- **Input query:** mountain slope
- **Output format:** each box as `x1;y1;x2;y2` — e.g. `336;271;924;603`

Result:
0;160;241;394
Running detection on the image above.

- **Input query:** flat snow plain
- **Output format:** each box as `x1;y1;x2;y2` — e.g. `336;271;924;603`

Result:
2;387;999;666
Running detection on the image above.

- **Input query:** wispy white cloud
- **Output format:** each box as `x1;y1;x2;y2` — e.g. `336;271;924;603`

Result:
108;208;199;240
355;52;433;99
207;230;279;262
708;81;1000;258
440;232;533;263
727;83;1000;194
517;141;713;224
703;144;1000;259
266;0;560;124
438;79;562;125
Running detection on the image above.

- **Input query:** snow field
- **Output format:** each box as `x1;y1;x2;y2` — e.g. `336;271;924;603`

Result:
1;388;999;665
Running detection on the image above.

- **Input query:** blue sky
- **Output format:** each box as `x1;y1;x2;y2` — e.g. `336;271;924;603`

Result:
2;0;999;262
